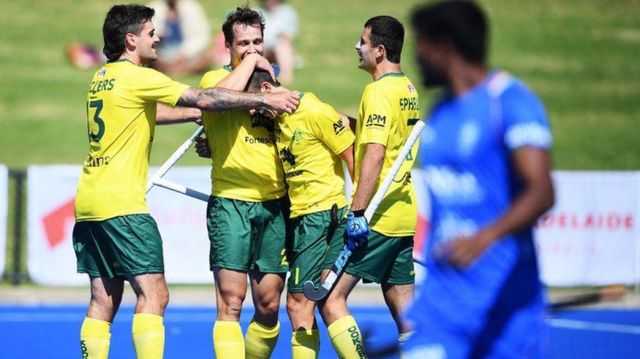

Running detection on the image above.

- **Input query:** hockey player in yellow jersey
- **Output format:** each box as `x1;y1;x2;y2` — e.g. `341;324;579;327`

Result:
320;16;420;358
73;5;298;359
197;7;298;359
242;68;356;358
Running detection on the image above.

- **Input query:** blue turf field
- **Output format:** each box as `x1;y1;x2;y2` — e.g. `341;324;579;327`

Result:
1;305;639;358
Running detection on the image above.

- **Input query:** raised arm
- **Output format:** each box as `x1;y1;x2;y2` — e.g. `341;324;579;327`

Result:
215;53;275;91
176;86;299;114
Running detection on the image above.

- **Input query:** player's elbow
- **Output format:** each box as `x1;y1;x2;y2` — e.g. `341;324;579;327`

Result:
542;184;555;213
537;181;555;215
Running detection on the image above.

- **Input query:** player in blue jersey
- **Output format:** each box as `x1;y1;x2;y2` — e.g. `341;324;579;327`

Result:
404;1;555;358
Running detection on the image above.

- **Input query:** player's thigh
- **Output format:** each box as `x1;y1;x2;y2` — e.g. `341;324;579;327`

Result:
288;208;346;293
207;196;253;272
249;271;285;307
88;276;125;321
73;214;164;278
214;268;249;303
253;197;289;274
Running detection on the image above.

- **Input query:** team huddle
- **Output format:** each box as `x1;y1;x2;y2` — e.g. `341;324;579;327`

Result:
74;4;417;359
73;2;554;359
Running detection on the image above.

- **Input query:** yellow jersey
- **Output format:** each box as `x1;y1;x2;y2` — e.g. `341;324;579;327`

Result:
199;67;286;201
75;60;190;221
276;93;355;218
355;72;420;236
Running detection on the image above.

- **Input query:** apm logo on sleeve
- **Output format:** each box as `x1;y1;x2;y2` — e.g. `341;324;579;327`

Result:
333;120;346;135
366;114;386;128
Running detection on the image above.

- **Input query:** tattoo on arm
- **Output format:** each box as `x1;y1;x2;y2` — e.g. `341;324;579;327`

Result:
177;87;264;112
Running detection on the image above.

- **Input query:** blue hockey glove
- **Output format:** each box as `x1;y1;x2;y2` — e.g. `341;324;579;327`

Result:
346;210;369;247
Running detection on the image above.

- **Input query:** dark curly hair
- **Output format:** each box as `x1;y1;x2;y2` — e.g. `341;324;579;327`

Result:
222;6;265;44
102;4;155;62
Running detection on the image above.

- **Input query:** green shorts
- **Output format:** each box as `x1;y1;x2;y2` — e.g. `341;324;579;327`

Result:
323;230;415;285
207;196;288;273
287;206;347;292
72;214;164;278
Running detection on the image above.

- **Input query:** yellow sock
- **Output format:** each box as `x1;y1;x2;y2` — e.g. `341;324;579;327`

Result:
213;320;245;359
327;315;367;359
132;313;165;359
80;317;111;359
245;320;280;359
291;329;320;359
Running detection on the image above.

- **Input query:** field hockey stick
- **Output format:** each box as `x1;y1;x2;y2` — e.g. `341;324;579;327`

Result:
146;126;209;202
303;120;426;301
549;284;626;312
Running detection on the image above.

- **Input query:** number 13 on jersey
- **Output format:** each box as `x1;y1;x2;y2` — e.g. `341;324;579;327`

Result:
87;99;105;143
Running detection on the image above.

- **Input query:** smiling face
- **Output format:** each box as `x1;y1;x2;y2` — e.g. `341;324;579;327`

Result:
228;23;264;68
355;27;378;72
128;20;160;64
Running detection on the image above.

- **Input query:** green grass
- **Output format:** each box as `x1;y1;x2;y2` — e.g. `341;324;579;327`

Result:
1;0;638;169
1;0;639;282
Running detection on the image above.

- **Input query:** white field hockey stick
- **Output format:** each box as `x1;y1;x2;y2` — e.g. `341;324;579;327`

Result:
146;126;209;202
303;120;426;301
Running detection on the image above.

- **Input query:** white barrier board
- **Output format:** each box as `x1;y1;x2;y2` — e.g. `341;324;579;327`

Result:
27;165;212;286
26;166;640;287
535;171;640;286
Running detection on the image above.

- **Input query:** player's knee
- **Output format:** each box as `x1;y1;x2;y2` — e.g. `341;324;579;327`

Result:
219;295;244;318
286;296;302;316
255;295;280;318
156;287;170;309
89;294;117;318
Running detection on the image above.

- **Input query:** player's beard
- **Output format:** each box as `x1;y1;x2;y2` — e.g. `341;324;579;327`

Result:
416;55;446;88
